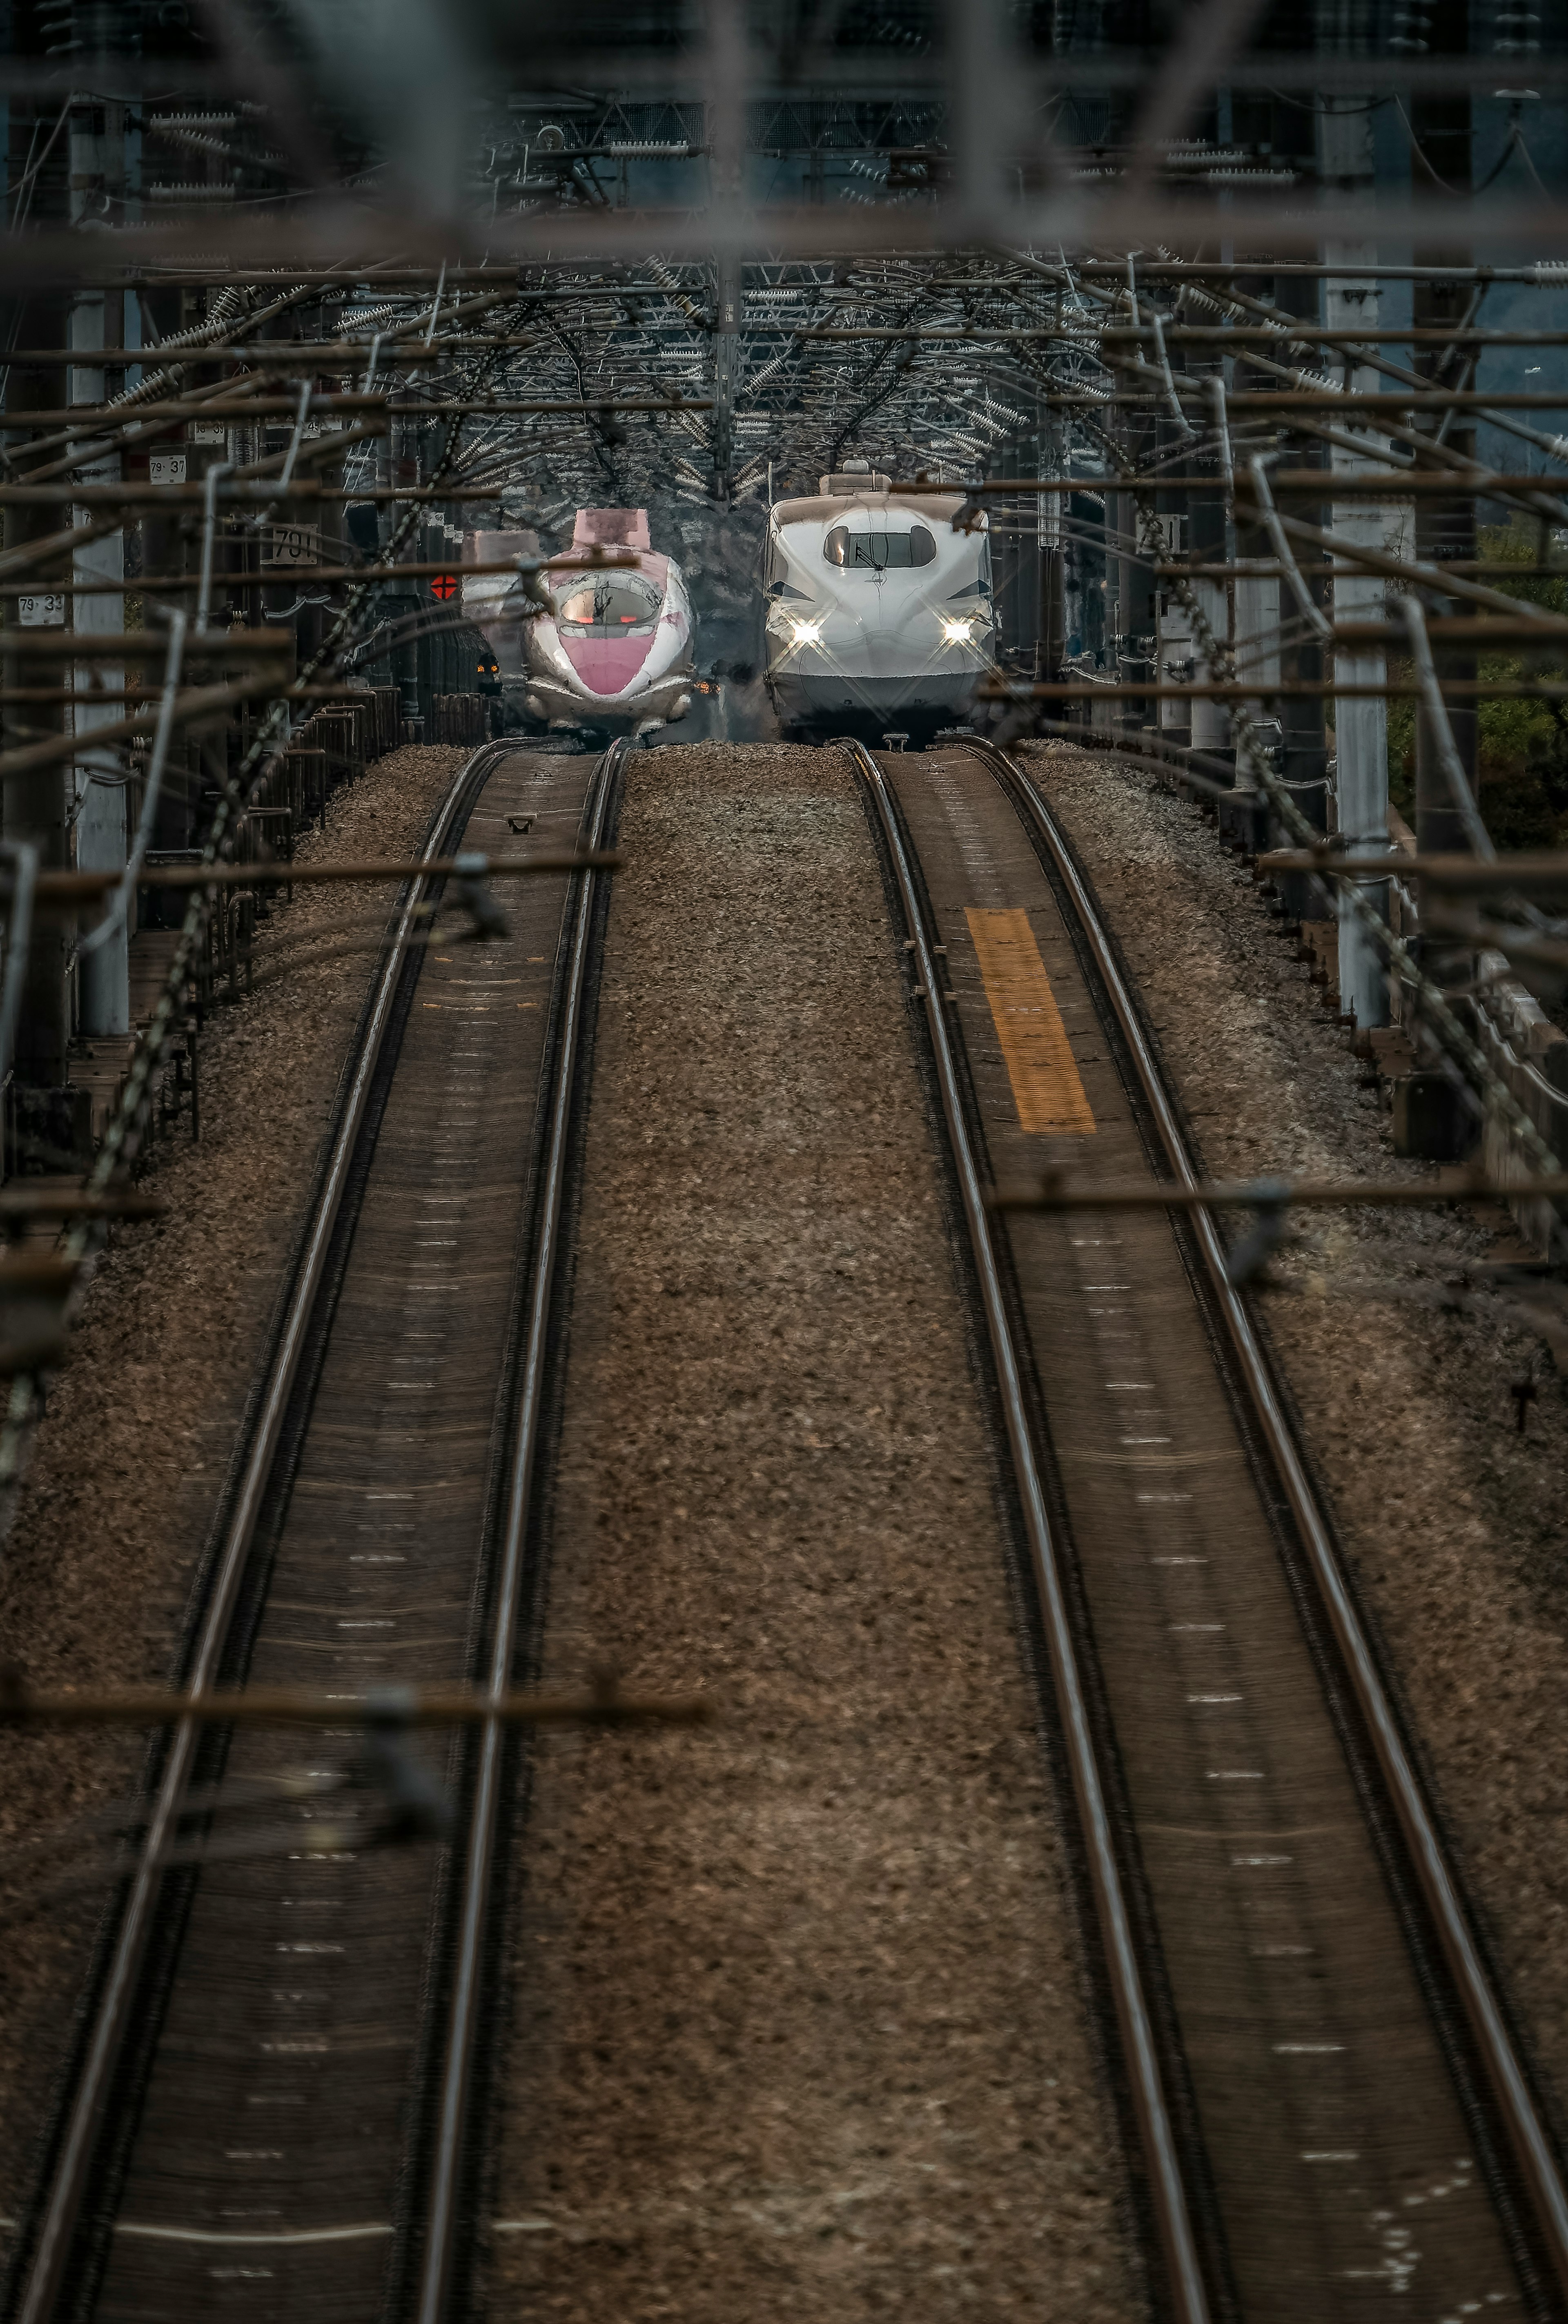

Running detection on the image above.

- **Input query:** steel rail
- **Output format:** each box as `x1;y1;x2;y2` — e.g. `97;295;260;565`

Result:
413;735;627;2324
965;732;1568;2307
11;738;512;2324
842;737;1213;2324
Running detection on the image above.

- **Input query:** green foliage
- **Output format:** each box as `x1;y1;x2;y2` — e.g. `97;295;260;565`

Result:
1380;524;1568;840
1476;522;1568;842
1480;519;1568;615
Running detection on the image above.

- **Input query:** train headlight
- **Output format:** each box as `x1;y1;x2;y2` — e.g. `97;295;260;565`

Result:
941;617;975;643
788;618;822;646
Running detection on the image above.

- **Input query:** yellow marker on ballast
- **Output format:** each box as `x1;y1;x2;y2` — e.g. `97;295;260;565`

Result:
965;908;1096;1136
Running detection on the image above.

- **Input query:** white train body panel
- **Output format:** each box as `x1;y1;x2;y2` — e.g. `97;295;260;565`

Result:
515;510;697;735
764;475;994;734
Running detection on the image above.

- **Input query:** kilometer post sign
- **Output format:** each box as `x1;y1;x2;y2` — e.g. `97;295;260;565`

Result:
262;524;322;569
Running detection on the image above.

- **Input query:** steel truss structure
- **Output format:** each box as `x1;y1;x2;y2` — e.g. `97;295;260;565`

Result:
0;3;1564;1440
1;13;1568;2324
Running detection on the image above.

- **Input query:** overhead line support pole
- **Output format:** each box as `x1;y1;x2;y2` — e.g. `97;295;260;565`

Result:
1409;1;1481;1156
2;86;84;1163
1319;13;1390;1028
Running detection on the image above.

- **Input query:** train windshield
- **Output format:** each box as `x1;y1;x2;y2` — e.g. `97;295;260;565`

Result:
551;573;663;633
823;524;937;569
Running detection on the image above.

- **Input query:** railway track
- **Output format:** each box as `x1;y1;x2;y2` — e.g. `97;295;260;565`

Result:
848;733;1568;2324
6;736;627;2324
11;724;1566;2324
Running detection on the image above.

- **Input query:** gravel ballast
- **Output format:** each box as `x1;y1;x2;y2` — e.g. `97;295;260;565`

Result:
1026;738;1568;2130
488;740;1136;2324
0;744;473;2227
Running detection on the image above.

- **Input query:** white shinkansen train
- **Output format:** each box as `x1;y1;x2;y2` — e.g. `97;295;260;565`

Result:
517;508;697;738
764;461;993;742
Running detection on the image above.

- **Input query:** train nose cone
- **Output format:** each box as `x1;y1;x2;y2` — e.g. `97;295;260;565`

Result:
560;634;653;698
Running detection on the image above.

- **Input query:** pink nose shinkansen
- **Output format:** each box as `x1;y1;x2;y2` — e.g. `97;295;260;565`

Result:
521;508;697;738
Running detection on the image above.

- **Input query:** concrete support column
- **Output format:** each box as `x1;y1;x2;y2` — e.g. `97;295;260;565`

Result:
1328;508;1391;1025
394;419;425;729
711;254;738;500
1321;87;1390;1028
1156;585;1193;748
1276;299;1330;835
1234;564;1281;725
1188;369;1231;761
1037;414;1065;685
4;260;73;1096
71;102;128;1037
1411;3;1476;855
1404;7;1479;1154
1154;348;1192;751
1232;328;1278;744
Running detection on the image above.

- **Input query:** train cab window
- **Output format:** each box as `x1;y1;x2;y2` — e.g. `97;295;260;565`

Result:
552;574;662;634
823;524;937;569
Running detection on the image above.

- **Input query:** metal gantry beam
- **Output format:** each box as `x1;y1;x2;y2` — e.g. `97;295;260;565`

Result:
3;14;1568;2324
0;32;1561;1164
